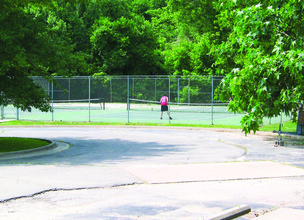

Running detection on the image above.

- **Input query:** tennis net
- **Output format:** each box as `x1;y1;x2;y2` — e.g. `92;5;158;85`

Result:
50;98;105;110
129;98;230;113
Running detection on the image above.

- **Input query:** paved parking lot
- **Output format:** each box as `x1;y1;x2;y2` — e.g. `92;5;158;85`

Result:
0;126;304;219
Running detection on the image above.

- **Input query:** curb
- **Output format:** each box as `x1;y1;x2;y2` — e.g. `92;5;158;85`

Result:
205;205;251;220
0;139;69;160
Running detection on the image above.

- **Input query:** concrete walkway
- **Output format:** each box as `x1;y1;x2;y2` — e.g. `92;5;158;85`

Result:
0;126;304;219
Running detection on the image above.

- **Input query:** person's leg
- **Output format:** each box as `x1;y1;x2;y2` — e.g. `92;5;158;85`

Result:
167;110;172;119
160;111;163;119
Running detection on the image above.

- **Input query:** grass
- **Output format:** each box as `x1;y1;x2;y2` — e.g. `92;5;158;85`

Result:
0;137;50;153
0;120;243;129
0;119;298;132
259;120;297;133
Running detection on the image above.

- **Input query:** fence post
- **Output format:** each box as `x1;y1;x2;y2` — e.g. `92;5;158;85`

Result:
89;76;91;122
169;75;171;124
110;77;112;102
155;78;157;101
188;78;190;105
178;78;180;103
17;108;19;120
211;76;214;125
51;81;54;121
68;78;71;101
127;75;130;123
1;105;3;120
0;92;3;120
133;78;135;99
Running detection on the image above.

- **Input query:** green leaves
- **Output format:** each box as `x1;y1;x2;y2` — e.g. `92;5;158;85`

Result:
0;0;90;111
2;0;304;130
212;0;304;134
91;15;164;75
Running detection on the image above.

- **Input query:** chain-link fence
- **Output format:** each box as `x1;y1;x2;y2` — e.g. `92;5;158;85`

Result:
0;75;290;126
33;75;221;104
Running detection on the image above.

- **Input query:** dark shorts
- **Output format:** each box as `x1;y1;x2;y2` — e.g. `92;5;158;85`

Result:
161;105;168;111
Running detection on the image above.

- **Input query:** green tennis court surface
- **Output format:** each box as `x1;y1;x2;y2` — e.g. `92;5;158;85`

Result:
1;101;291;126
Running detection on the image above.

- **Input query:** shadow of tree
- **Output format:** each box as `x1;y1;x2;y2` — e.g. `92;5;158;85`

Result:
1;137;185;165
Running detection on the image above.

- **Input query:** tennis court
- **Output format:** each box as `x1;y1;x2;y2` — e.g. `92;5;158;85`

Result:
0;98;243;125
0;75;292;126
1;99;290;126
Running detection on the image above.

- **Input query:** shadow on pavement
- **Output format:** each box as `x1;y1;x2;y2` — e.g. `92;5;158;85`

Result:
0;138;184;165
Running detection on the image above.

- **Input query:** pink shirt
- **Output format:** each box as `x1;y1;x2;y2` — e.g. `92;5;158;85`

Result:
160;96;168;106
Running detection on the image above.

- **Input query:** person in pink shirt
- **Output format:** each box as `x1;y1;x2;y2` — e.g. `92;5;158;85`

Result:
160;93;172;120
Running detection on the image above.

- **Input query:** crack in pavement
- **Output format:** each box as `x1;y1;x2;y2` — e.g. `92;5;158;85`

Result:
2;174;304;205
0;182;140;204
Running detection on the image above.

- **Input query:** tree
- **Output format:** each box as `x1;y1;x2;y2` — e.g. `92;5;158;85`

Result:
151;0;219;76
212;0;304;134
90;15;165;75
0;0;88;112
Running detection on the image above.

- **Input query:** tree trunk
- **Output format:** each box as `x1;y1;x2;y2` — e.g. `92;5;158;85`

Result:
297;108;304;134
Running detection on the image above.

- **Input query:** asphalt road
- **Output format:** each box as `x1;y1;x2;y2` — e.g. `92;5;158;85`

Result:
0;126;304;219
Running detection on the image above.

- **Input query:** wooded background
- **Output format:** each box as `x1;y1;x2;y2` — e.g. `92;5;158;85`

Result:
1;0;304;133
